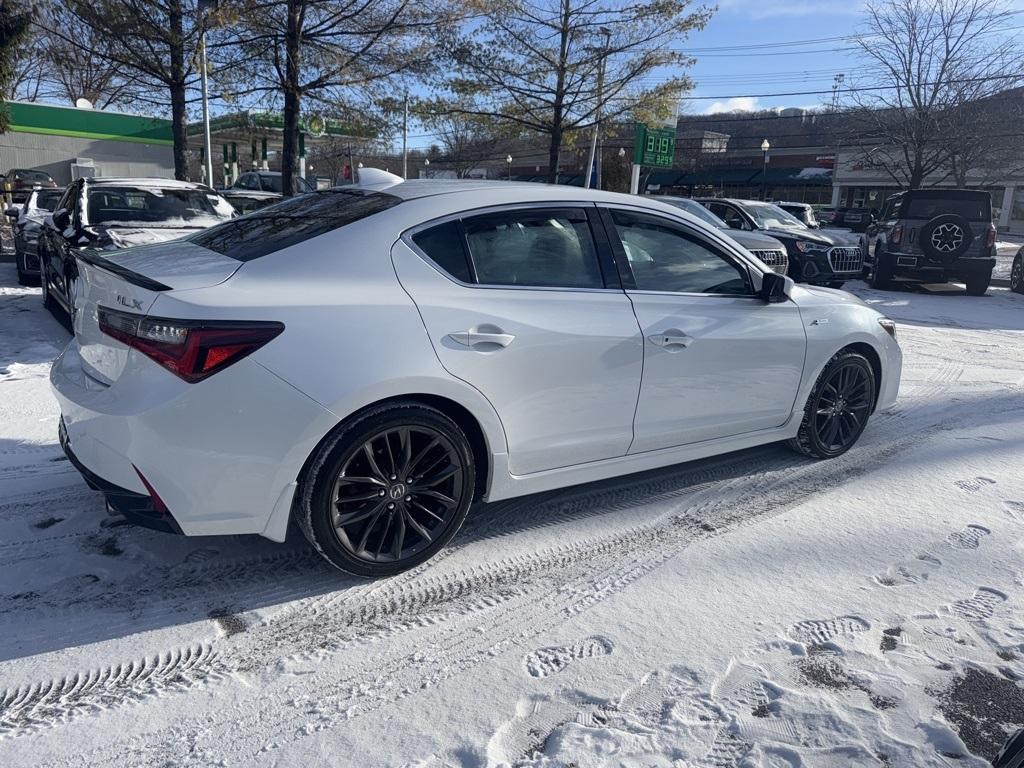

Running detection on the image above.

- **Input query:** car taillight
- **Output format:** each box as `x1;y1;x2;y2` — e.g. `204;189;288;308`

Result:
98;306;283;383
985;223;997;248
891;224;903;245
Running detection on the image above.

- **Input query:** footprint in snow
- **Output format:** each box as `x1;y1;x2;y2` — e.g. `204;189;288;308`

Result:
875;552;942;587
524;635;614;678
954;476;996;493
946;524;990;550
787;616;870;646
949;587;1007;622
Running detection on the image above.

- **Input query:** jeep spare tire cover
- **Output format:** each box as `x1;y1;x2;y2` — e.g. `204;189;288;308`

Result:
919;213;974;262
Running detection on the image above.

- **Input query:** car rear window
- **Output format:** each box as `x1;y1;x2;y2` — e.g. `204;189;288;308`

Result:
190;189;401;261
13;170;52;182
904;195;991;222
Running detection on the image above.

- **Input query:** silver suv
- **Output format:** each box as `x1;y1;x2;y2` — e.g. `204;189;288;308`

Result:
861;189;997;295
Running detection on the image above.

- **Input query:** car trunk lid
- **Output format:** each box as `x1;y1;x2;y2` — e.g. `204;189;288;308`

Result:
73;240;242;385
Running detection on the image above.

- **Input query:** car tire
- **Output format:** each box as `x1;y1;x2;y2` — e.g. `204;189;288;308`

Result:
787;350;876;460
867;245;892;290
965;271;991;296
1011;253;1024;295
16;255;29;287
297;401;476;578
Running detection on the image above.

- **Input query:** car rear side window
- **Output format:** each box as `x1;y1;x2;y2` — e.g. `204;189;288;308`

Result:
461;209;604;289
191;189;401;261
412;221;473;283
904;196;990;222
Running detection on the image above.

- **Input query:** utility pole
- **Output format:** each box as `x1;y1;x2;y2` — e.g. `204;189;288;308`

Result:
402;90;409;180
584;27;612;190
197;0;217;188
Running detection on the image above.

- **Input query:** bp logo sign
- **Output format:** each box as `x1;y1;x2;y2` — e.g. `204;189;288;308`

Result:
306;114;327;137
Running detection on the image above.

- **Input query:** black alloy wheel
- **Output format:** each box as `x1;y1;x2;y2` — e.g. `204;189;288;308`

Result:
789;351;876;459
330;426;463;563
298;403;475;578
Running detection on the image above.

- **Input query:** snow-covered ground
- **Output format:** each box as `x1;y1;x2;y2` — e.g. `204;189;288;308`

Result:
1;264;1023;767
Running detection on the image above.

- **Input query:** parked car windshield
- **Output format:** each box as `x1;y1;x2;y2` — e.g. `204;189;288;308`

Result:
31;189;63;212
659;198;729;229
742;202;807;230
86;186;235;228
189;188;401;261
904;195;991;222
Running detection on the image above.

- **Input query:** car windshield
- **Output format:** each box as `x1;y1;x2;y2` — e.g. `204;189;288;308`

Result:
13;170;52;183
87;186;235;228
32;190;63;212
259;174;314;194
743;202;808;230
660;198;728;229
904;195;990;222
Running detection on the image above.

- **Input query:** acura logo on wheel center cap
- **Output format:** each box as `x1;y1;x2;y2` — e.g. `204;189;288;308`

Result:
388;483;406;500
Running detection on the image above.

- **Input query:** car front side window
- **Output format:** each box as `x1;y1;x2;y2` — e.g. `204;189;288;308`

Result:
611;210;751;296
461;209;604;289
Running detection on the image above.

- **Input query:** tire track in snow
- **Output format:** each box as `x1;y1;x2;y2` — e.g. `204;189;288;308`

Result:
35;404;976;762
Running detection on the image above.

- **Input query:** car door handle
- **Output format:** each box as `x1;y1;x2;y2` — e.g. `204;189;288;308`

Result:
448;330;516;348
648;330;693;349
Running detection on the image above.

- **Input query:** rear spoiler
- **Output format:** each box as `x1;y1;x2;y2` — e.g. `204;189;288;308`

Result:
76;250;171;292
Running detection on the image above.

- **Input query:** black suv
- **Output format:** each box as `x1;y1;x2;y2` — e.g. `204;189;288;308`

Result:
695;198;863;288
861;189;996;296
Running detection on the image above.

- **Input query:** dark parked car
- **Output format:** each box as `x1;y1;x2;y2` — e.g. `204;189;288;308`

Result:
38;177;234;321
231;170;315;195
861;189;997;296
695;198;863;288
834;206;877;233
656;196;789;275
2;168;58;203
4;187;65;285
222;189;282;214
774;201;820;228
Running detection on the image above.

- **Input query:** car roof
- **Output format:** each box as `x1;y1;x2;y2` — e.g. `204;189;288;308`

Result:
775;201;810;207
381;179;674;205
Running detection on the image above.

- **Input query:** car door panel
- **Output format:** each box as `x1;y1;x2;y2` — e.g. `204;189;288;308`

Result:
602;207;807;453
392;208;643;476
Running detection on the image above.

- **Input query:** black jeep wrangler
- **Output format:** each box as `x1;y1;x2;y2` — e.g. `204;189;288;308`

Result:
861;189;997;295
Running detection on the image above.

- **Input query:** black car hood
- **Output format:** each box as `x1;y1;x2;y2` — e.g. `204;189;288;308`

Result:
761;227;852;246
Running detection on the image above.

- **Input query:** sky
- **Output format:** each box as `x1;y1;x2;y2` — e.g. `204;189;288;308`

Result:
684;0;866;114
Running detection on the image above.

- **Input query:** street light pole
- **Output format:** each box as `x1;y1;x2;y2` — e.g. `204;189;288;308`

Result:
760;138;770;201
402;90;409;180
506;154;513;181
584;27;612;190
197;0;218;188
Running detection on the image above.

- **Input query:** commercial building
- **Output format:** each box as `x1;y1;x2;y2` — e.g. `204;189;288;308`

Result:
0;101;174;184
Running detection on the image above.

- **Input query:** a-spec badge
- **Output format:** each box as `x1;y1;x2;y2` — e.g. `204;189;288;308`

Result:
116;295;144;310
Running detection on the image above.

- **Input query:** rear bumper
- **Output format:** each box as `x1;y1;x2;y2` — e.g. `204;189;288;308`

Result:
50;339;335;540
59;417;183;534
882;252;995;281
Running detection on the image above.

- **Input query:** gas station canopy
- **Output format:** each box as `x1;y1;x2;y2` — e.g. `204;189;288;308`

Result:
186;110;374;185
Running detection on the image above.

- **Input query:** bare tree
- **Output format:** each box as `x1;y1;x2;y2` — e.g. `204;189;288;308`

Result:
215;0;455;195
439;0;711;183
416;105;507;178
49;0;202;179
848;0;1024;188
1;0;34;130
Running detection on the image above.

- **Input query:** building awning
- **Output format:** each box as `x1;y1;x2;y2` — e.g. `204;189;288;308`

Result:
750;167;833;186
673;168;759;186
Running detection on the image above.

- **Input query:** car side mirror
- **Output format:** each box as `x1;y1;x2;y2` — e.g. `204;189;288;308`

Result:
52;208;70;231
759;271;792;303
3;205;18;220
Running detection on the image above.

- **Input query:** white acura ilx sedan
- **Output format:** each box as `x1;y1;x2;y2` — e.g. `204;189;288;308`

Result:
51;181;901;577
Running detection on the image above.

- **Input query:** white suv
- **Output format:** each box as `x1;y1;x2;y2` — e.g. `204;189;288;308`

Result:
52;181;902;577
